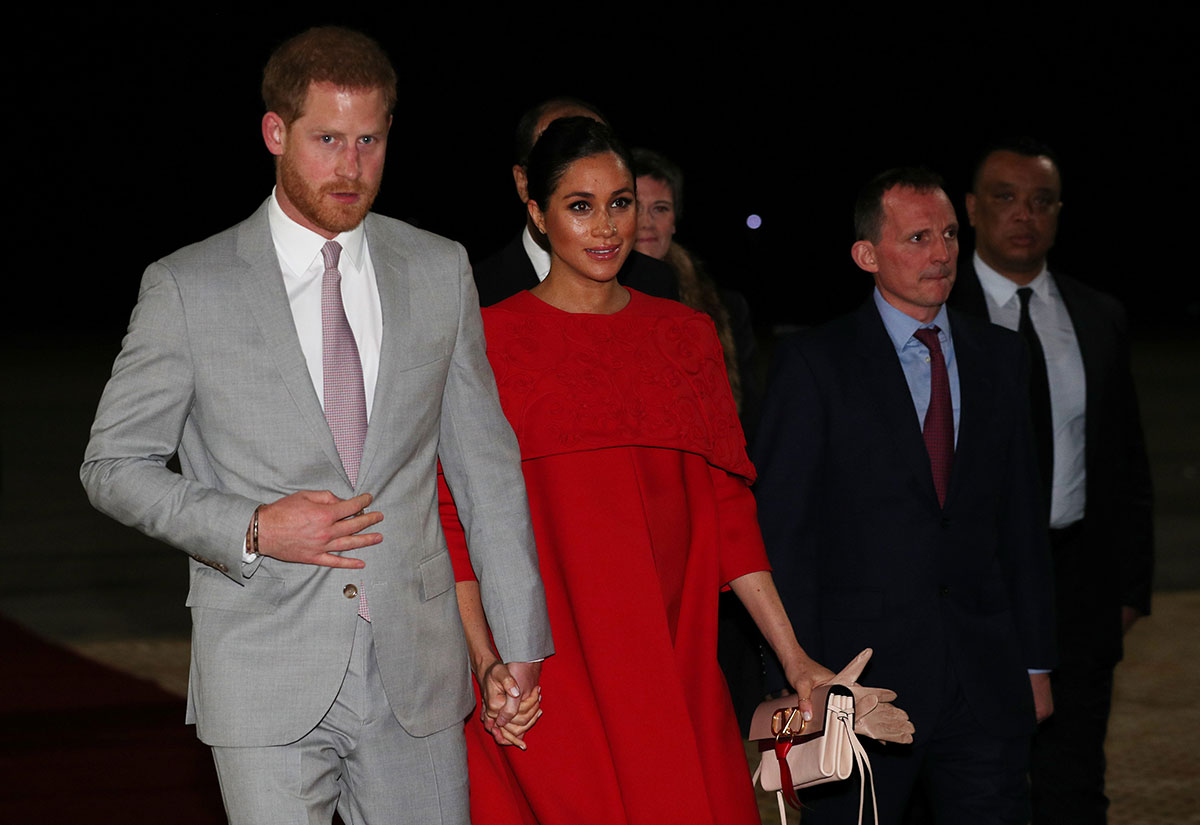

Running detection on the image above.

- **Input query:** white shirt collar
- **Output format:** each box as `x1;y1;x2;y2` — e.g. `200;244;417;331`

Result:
268;187;367;277
521;225;552;282
973;251;1051;307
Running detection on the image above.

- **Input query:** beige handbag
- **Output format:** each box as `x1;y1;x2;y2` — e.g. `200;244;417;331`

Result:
749;649;914;825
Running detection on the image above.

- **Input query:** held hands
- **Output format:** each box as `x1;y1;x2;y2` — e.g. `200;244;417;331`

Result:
256;490;383;568
476;659;543;750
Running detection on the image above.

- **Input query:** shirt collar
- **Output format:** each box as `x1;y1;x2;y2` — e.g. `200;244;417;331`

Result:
873;287;952;354
268;187;367;277
521;225;552;281
973;251;1051;307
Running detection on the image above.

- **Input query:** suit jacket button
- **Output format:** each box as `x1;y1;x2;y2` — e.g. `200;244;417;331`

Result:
939;586;951;597
344;584;359;599
941;517;952;528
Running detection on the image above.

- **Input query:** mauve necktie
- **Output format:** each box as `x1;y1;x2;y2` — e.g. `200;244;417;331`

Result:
321;240;370;620
1017;286;1054;509
914;326;954;508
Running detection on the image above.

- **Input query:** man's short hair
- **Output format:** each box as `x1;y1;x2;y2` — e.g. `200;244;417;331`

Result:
969;137;1062;192
513;97;606;167
262;26;397;125
631;147;685;221
854;167;946;243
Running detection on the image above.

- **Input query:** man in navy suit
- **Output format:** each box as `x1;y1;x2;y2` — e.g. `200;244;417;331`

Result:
950;139;1154;824
754;168;1056;824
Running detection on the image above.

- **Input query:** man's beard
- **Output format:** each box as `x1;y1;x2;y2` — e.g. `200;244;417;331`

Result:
279;153;380;235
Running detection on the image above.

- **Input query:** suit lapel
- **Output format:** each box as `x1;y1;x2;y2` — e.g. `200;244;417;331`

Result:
356;217;412;487
236;203;350;485
852;303;942;509
1053;273;1106;452
948;258;990;319
945;310;993;512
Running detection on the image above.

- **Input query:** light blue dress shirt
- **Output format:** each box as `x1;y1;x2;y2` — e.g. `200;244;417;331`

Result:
873;288;961;445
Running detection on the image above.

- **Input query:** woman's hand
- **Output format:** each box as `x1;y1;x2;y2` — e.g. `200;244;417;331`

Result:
781;651;836;723
728;570;836;722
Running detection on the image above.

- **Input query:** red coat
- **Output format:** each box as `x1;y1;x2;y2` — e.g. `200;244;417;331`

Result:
441;289;766;825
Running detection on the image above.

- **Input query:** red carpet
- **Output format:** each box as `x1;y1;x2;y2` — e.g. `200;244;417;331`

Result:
0;616;225;824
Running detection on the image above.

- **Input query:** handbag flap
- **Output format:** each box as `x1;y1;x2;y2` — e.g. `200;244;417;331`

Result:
748;684;834;740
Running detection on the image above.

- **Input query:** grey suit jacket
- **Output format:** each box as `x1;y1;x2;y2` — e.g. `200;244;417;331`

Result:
82;201;552;746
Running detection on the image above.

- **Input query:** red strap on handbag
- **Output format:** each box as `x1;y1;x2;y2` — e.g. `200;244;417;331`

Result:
774;739;804;811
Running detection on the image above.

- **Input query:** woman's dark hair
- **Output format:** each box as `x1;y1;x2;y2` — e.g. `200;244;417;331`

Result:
525;117;634;210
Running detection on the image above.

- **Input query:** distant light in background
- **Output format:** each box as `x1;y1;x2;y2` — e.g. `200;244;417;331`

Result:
746;214;763;229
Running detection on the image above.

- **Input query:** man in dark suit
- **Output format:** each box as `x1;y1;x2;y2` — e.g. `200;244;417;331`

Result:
950;139;1154;824
755;168;1056;824
472;97;677;306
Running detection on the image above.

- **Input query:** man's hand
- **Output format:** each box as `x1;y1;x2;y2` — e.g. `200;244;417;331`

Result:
495;660;542;728
256;490;383;567
1030;672;1054;723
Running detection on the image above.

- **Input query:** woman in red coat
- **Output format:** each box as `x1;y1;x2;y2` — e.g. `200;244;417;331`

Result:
442;117;832;825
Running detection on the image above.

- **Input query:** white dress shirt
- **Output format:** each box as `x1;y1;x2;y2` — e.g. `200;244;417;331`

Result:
268;189;383;414
521;226;552;282
973;252;1087;528
244;191;384;562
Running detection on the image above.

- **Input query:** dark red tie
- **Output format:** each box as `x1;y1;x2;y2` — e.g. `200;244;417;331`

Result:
914;327;954;507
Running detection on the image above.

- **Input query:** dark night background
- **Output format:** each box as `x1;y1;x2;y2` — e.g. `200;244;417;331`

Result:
13;10;1198;340
3;10;1197;624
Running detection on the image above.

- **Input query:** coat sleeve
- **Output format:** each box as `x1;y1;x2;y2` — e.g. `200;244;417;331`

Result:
80;261;258;580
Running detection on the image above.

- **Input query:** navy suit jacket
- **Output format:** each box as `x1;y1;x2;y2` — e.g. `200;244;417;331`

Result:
472;230;678;307
949;260;1154;665
754;299;1057;742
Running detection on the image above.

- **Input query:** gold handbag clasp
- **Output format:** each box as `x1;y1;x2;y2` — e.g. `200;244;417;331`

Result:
771;707;806;738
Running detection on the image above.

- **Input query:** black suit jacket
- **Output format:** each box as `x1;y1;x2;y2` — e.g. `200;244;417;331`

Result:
472;230;679;307
754;300;1056;743
949;259;1154;665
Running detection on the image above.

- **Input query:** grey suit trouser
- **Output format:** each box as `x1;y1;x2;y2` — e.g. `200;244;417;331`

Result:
211;618;468;825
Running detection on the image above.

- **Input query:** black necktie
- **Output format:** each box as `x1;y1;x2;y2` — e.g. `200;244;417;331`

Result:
1017;287;1053;511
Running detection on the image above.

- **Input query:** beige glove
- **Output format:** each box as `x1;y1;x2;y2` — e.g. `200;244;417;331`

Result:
812;648;915;744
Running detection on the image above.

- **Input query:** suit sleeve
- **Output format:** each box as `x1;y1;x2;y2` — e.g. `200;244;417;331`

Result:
999;337;1059;670
1110;303;1155;615
436;245;552;663
80;262;259;580
436;463;475;583
752;338;826;690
